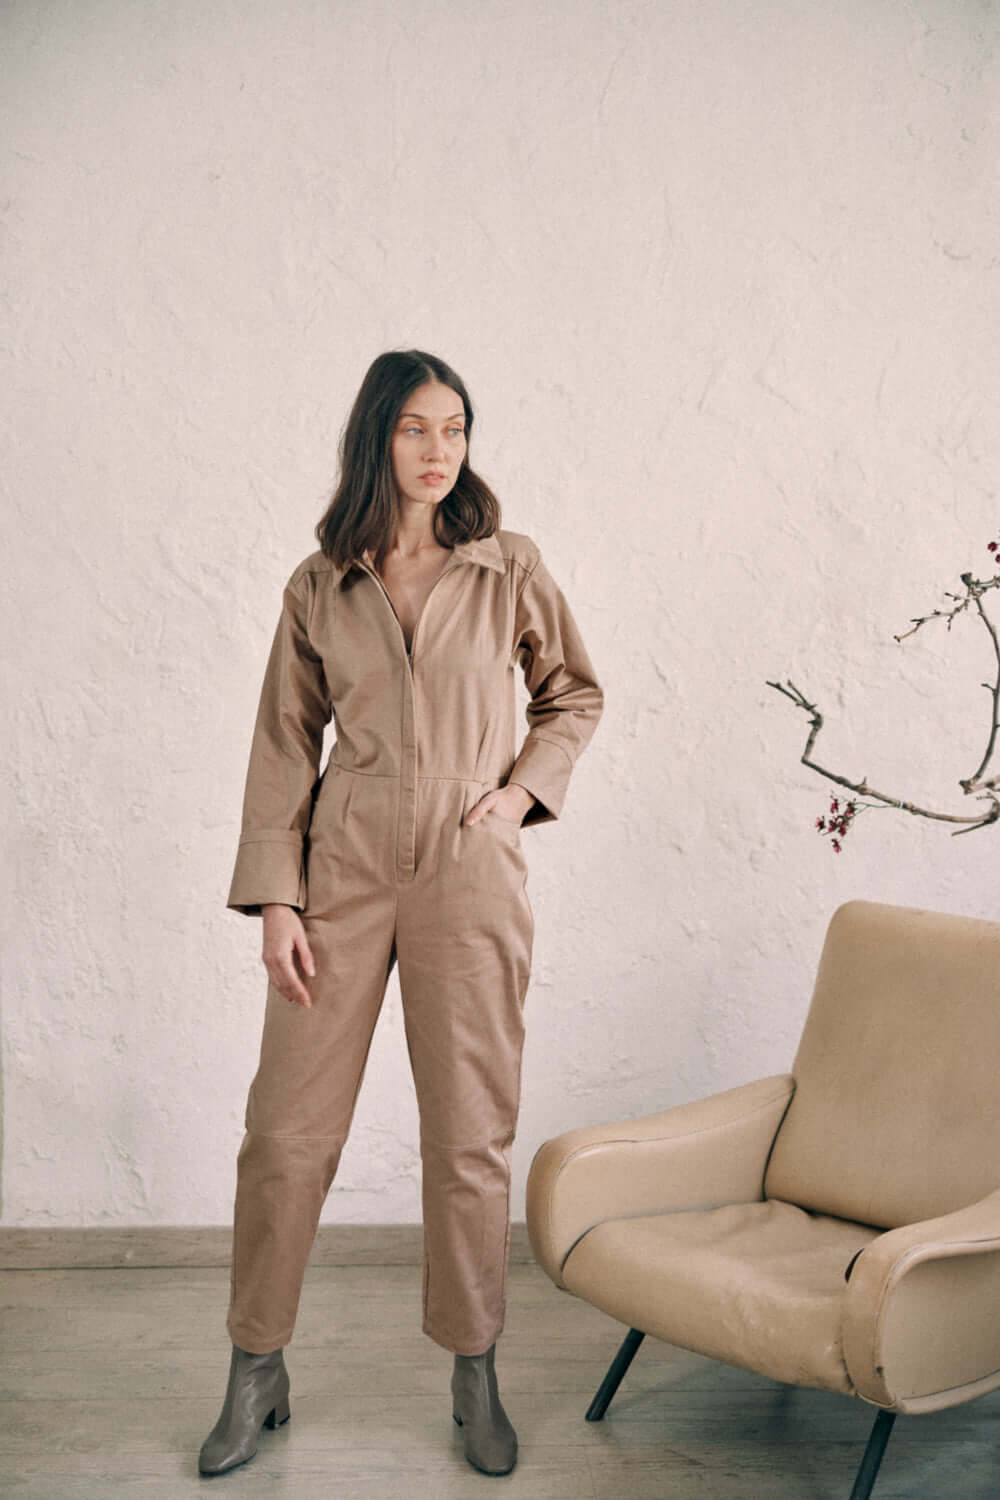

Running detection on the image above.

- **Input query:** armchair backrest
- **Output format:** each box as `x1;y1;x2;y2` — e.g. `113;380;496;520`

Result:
763;898;1000;1229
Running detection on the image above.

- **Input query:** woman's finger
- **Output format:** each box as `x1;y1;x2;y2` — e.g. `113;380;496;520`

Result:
466;791;498;825
265;950;313;1008
295;930;317;978
279;959;313;1008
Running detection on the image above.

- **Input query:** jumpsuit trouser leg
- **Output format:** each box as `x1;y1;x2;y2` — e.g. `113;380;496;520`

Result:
226;878;398;1355
226;770;534;1357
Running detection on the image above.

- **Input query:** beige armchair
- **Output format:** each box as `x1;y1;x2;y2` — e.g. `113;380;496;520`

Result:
526;899;1000;1499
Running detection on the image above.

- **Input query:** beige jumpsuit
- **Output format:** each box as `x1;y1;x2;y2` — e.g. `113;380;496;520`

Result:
224;528;603;1356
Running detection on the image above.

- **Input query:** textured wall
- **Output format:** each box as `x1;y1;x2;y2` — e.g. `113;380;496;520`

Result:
3;0;998;1228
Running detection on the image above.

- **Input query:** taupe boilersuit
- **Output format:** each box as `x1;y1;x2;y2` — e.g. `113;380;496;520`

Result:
224;528;603;1355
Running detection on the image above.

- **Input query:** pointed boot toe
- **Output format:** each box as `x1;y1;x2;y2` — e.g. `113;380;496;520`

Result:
198;1343;290;1477
451;1342;518;1476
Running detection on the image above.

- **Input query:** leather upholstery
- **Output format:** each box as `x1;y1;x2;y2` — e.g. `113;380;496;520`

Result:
525;899;1000;1416
765;900;1000;1229
526;1074;795;1286
562;1200;881;1393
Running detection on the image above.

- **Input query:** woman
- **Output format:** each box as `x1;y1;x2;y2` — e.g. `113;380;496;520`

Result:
199;349;604;1478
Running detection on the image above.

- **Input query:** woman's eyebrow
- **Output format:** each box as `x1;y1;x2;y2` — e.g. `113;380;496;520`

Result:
397;411;465;422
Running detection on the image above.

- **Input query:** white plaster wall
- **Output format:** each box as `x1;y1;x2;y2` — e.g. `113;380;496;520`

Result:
3;0;998;1227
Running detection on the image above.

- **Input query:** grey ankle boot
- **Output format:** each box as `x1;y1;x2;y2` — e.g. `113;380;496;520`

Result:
451;1341;518;1475
198;1343;290;1476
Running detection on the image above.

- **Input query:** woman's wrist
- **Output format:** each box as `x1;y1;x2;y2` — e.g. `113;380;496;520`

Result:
506;782;536;816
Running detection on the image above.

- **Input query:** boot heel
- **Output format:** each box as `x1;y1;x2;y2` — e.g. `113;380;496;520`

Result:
265;1395;291;1428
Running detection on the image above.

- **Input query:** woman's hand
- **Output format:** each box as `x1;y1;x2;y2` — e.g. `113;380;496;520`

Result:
261;904;316;1008
466;782;536;827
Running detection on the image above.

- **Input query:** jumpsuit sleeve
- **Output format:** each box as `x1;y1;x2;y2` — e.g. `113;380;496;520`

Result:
507;547;604;827
226;571;333;916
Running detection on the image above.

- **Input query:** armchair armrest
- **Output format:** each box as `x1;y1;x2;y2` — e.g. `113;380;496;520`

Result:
843;1187;1000;1413
525;1074;796;1286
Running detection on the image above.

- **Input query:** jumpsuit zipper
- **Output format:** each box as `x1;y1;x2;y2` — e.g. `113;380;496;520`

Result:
356;556;462;679
355;555;463;878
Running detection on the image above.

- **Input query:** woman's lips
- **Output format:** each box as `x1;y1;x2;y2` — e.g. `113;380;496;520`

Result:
422;473;445;483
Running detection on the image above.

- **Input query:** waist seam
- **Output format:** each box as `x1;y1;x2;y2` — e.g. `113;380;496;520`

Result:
329;762;508;784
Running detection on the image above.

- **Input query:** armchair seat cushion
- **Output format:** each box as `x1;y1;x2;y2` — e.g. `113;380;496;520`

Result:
562;1200;883;1395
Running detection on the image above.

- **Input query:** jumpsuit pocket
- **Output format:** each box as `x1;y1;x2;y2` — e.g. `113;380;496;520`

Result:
486;809;522;842
462;781;523;842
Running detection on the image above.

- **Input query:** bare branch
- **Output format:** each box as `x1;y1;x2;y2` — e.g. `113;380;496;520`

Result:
893;573;1000;641
765;678;1000;835
769;552;1000;847
962;585;1000;786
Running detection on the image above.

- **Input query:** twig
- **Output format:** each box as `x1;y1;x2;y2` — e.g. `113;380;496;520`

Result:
765;679;1000;835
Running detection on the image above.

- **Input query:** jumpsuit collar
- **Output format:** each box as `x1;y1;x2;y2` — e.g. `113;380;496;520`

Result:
354;532;506;578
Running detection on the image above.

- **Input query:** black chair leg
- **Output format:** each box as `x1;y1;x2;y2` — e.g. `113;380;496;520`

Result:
849;1409;896;1500
585;1328;646;1421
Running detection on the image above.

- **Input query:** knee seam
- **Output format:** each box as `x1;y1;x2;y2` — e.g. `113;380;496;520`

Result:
245;1129;348;1142
419;1127;517;1152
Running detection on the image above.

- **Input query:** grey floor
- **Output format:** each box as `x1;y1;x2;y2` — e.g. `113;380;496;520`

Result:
2;1259;998;1498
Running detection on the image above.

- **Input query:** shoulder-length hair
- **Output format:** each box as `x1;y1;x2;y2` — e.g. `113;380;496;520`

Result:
315;349;502;570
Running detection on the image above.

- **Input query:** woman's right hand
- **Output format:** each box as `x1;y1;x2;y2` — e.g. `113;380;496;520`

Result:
261;904;317;1008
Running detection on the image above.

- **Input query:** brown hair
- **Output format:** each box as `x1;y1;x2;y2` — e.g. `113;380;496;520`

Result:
315;349;502;571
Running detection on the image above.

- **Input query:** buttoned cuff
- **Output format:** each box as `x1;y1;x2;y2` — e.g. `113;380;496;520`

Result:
226;830;308;916
506;736;574;827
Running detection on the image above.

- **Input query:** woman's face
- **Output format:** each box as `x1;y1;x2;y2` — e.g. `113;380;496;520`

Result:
390;381;468;511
